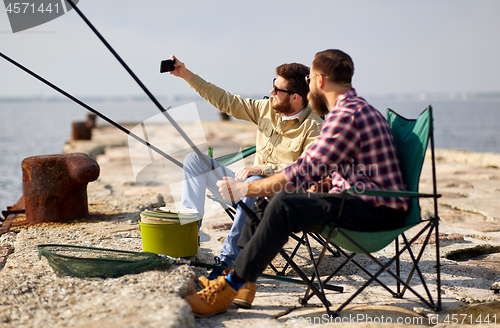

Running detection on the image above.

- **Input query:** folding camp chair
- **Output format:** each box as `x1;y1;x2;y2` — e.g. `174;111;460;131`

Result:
208;146;340;276
286;106;441;314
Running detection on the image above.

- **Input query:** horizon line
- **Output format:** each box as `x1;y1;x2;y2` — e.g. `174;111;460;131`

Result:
1;90;500;103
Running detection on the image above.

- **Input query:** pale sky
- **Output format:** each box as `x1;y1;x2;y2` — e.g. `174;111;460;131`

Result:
1;0;500;99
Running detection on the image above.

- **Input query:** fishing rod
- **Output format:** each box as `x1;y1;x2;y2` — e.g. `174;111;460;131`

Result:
65;0;218;181
64;0;244;208
0;51;183;169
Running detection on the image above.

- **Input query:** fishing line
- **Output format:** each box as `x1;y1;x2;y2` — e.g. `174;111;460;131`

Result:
0;51;183;169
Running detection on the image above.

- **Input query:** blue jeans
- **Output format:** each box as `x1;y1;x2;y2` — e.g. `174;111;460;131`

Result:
181;152;263;266
219;175;263;266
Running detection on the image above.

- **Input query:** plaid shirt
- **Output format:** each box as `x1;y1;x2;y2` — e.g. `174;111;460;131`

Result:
283;88;409;212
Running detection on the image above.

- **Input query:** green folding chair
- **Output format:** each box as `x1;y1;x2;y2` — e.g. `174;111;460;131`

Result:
287;106;441;314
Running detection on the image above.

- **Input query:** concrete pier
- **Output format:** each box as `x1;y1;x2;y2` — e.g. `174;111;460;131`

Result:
1;120;499;327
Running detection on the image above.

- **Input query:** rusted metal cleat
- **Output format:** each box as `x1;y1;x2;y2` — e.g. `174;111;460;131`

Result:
22;153;100;223
72;114;97;140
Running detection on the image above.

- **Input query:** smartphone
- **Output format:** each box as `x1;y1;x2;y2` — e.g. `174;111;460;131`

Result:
160;58;176;73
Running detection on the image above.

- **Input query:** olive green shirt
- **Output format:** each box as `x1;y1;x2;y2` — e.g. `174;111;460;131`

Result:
188;74;323;177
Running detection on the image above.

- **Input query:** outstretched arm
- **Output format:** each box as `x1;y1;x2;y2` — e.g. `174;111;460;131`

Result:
166;55;264;124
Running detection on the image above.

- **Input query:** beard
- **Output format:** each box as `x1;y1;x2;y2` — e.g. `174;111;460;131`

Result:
271;95;295;116
307;89;329;117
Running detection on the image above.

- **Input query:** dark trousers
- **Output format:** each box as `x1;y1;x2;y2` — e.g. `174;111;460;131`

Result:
233;191;407;282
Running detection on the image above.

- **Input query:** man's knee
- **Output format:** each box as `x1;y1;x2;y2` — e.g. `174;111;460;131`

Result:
183;152;208;173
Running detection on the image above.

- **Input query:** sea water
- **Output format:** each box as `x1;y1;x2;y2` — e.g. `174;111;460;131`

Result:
0;96;221;214
1;96;499;215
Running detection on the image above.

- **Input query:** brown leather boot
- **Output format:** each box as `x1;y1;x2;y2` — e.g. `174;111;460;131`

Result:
185;276;238;317
198;271;257;309
231;282;257;309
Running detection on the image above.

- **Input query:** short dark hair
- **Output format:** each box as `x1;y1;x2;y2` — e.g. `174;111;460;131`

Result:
276;63;310;107
312;49;354;84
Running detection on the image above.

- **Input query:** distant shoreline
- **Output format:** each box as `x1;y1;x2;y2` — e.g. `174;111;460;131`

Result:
2;91;500;103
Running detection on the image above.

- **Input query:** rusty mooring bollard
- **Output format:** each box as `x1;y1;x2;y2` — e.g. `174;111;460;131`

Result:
72;114;97;140
86;114;97;129
22;153;100;223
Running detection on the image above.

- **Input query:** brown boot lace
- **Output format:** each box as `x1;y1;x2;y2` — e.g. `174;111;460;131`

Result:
198;277;226;305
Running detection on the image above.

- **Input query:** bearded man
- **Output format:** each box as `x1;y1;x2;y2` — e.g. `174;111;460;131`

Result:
168;56;323;288
183;49;410;317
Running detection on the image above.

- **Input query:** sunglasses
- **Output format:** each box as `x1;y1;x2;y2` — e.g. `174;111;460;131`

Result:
305;73;327;85
273;78;297;96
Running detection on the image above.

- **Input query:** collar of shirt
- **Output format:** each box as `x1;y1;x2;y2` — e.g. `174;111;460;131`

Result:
281;108;305;121
333;88;358;109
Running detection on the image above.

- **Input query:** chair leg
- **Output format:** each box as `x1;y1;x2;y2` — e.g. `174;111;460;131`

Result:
434;219;442;310
279;249;332;311
303;245;396;305
266;233;307;276
401;233;434;303
267;262;281;275
302;234;331;305
300;230;346;305
301;226;397;305
331;226;439;312
396;236;401;296
308;232;340;257
398;223;440;310
289;233;307;244
281;233;338;279
278;233;307;275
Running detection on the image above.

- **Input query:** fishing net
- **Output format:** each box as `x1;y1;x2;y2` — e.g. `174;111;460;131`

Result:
37;244;174;278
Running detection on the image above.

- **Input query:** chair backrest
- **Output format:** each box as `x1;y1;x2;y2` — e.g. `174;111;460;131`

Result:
386;106;432;226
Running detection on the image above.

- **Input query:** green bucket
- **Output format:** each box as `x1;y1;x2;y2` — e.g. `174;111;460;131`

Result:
139;219;199;258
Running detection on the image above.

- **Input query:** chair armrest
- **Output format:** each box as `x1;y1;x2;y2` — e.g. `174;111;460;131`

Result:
345;188;440;198
206;193;237;207
214;146;256;166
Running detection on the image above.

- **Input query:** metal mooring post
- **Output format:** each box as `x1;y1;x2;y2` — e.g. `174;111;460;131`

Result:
22;153;100;223
72;114;97;140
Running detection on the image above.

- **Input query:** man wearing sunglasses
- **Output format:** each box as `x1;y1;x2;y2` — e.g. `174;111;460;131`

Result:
168;56;323;295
